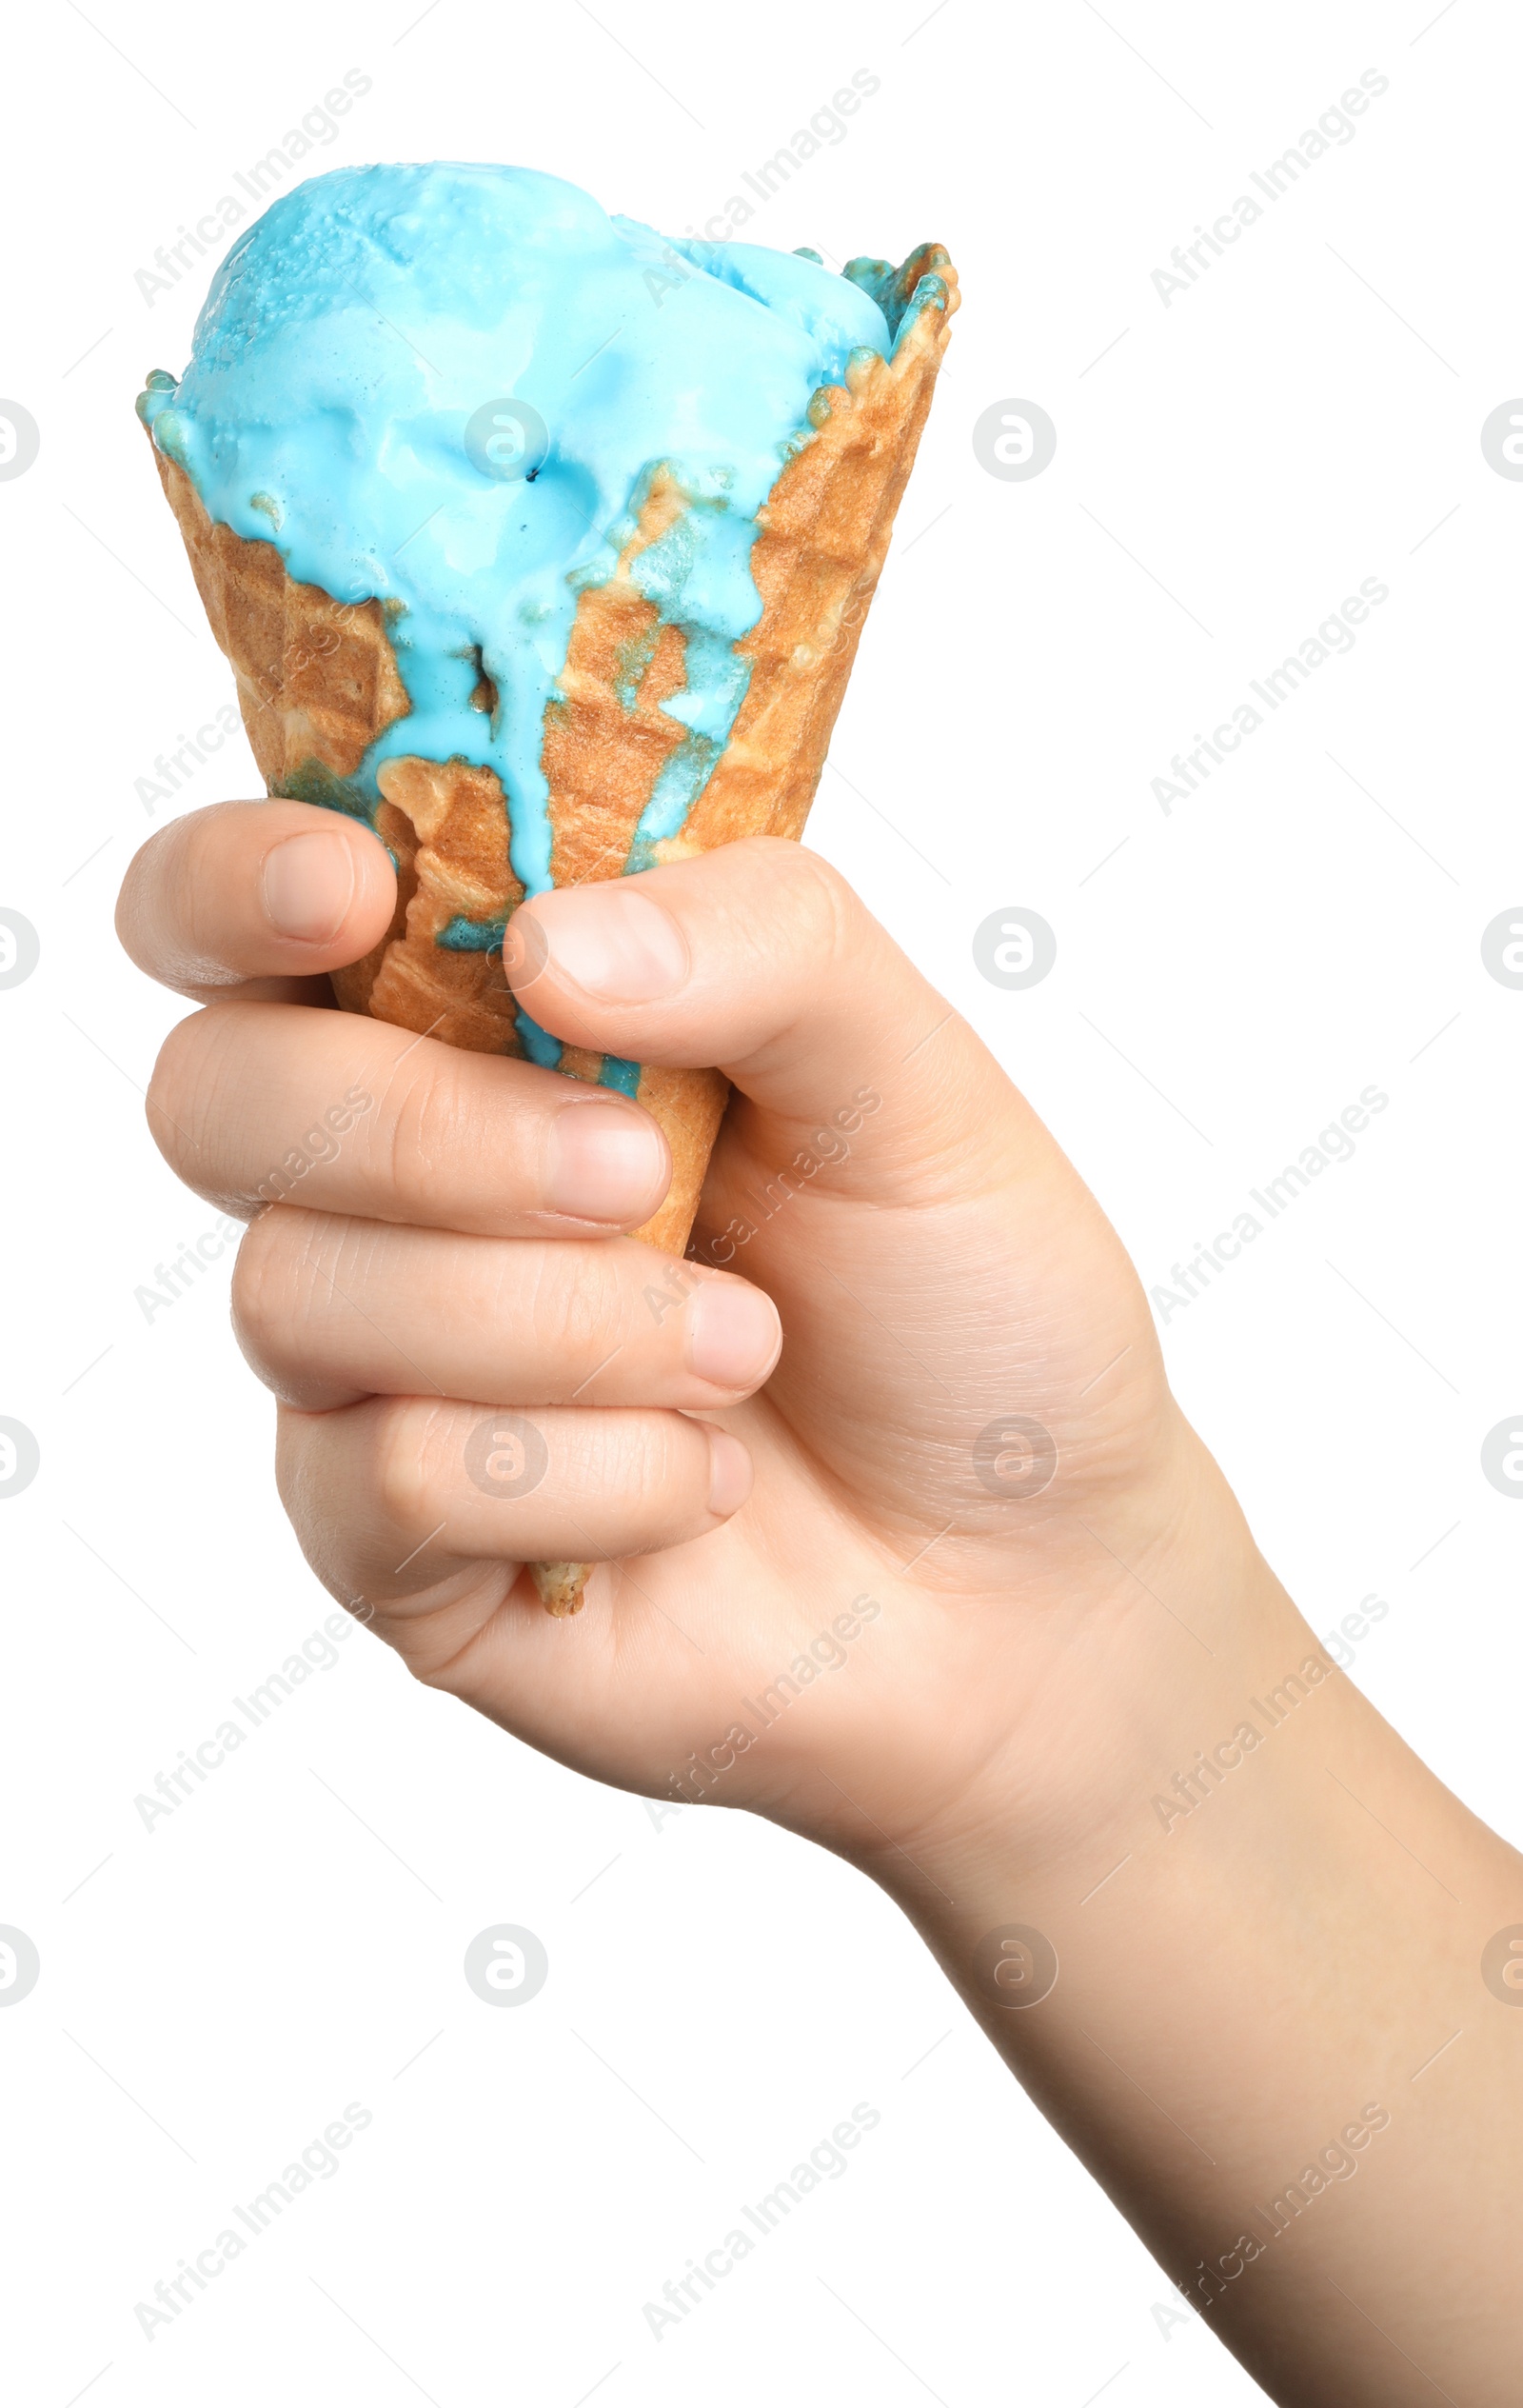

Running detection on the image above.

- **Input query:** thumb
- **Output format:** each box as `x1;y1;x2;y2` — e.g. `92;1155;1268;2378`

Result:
504;838;1051;1210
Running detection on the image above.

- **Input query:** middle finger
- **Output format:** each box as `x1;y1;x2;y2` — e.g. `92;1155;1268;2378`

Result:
232;1207;784;1411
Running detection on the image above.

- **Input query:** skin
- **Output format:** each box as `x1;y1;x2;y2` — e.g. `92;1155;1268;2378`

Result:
119;800;1523;2403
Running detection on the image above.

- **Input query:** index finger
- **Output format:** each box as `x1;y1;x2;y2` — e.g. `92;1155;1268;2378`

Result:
116;798;397;1003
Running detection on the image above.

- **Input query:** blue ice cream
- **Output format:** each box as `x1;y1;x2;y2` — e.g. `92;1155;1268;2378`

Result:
142;167;904;920
138;163;931;1067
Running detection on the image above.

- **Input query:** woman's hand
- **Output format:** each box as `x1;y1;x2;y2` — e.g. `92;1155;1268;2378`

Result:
116;800;1214;1882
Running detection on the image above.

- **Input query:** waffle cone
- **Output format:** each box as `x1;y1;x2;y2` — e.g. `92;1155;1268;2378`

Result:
148;241;957;1610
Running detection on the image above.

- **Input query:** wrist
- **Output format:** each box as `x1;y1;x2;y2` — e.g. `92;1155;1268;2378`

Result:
853;1439;1315;1916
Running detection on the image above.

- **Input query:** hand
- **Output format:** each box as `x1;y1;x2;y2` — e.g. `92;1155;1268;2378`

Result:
119;800;1523;2404
117;799;1216;1878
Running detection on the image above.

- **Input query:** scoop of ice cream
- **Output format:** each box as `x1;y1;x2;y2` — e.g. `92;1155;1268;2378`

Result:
138;162;894;917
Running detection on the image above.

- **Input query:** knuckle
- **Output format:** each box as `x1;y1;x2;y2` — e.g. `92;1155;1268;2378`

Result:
379;1052;476;1219
524;1243;625;1364
271;1403;318;1529
784;844;859;965
371;1395;445;1538
147;1003;252;1189
114;826;173;965
725;838;858;977
576;1406;702;1512
228;1207;298;1373
145;1010;207;1175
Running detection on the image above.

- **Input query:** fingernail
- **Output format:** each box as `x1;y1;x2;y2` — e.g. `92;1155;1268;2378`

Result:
262;830;357;943
523;886;688;1002
501;908;549;983
545;1101;667;1222
685;1282;781;1390
704;1425;753;1519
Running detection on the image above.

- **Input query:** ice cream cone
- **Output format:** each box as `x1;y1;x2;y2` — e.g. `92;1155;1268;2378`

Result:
147;236;956;1614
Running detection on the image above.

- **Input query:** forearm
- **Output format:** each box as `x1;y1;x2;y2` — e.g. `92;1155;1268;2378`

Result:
867;1474;1523;2405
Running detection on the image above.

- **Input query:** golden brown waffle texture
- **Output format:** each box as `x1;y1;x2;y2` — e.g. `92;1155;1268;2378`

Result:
148;242;958;1608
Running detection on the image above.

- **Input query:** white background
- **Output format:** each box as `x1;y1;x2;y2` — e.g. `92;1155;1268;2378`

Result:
3;0;1518;2399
